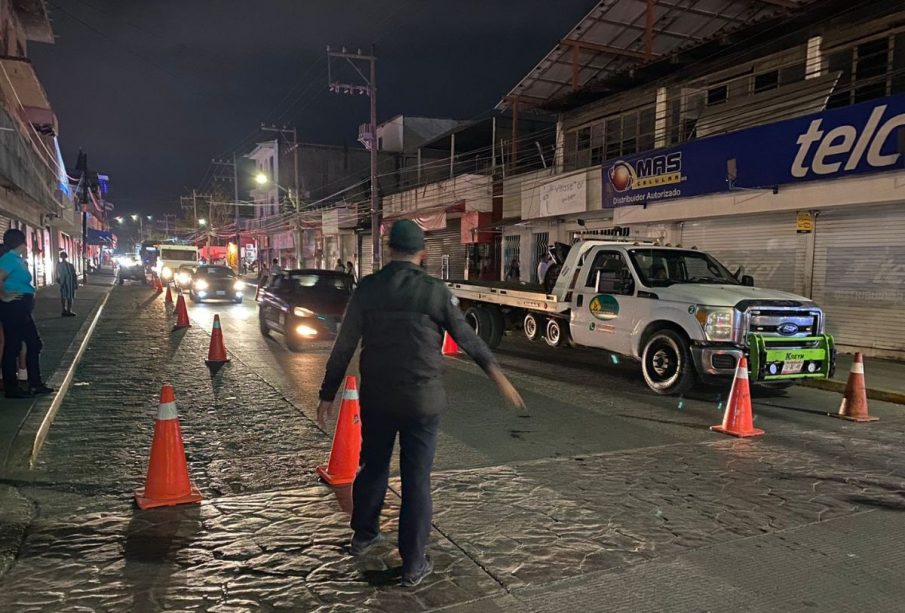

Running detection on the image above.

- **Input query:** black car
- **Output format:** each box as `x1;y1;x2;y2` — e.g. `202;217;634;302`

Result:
257;270;353;351
189;265;245;303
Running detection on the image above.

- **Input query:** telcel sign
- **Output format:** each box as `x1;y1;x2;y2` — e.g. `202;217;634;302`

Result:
603;94;905;208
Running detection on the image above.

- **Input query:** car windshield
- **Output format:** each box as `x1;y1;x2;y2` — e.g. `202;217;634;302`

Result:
197;266;234;278
628;248;739;287
287;272;351;293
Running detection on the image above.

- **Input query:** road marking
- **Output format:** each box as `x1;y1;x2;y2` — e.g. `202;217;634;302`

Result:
29;291;111;467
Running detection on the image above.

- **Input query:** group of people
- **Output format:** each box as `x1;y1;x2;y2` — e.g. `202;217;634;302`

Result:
0;228;75;399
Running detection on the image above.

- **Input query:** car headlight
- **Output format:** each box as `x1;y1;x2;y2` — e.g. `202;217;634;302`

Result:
194;279;209;291
695;307;734;341
233;280;246;291
176;272;191;285
293;306;316;317
296;324;318;337
161;266;174;280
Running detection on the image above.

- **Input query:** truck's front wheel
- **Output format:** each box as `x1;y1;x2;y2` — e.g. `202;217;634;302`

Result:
641;329;696;395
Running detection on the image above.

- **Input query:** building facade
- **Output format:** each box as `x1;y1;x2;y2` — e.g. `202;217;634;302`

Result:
495;0;905;358
0;0;79;285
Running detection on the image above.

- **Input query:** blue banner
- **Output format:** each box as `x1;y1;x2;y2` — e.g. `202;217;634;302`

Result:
602;94;905;208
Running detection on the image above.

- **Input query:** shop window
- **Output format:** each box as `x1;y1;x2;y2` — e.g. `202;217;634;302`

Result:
753;70;779;93
854;38;889;103
894;33;905;94
590;123;604;165
563;131;578;170
779;62;806;85
604;116;622;159
638;106;656;152
504;235;521;281
621;113;638;156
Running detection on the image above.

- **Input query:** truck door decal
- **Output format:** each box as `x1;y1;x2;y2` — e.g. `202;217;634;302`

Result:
589;294;620;320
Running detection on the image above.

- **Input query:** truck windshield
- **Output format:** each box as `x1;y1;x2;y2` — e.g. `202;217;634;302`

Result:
160;248;197;261
628;249;738;287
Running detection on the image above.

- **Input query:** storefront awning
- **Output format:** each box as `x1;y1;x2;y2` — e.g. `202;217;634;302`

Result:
86;229;113;245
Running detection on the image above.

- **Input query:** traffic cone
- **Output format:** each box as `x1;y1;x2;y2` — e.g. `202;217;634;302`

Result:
711;357;764;438
164;284;174;304
316;376;362;486
154;275;163;293
173;293;191;329
134;385;202;510
832;353;878;422
205;314;229;365
442;332;460;356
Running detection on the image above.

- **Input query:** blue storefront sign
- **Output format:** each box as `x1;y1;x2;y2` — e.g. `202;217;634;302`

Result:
602;94;905;208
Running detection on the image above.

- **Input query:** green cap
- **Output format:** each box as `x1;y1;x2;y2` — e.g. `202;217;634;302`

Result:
388;220;425;253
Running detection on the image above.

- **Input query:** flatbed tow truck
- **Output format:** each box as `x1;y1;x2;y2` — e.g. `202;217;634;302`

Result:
447;239;836;395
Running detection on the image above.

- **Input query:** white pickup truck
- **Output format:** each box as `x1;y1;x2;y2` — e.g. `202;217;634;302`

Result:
447;240;836;395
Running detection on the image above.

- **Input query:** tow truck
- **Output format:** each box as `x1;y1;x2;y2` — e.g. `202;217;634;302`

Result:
155;243;199;284
447;239;836;395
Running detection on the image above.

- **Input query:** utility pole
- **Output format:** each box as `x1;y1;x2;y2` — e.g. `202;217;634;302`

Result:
192;189;198;253
327;45;379;273
261;125;300;266
212;156;245;272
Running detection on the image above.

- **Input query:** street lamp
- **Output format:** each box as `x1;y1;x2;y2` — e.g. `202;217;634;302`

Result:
255;172;268;186
198;218;207;226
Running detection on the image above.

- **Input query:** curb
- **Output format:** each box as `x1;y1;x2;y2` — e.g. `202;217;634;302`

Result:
802;378;905;406
2;287;112;472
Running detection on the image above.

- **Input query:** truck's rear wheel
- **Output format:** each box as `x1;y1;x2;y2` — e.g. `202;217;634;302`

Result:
524;313;542;342
485;306;504;349
465;306;502;347
641;329;695;395
544;318;569;348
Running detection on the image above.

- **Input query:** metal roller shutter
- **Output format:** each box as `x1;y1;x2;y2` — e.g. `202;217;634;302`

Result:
359;233;373;277
0;215;10;234
424;218;466;280
679;214;808;295
811;204;905;355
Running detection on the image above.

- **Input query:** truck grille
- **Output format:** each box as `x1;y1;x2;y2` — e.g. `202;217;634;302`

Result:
744;308;822;340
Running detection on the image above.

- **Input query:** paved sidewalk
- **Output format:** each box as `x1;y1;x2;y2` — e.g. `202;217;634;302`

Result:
0;272;113;470
805;352;905;405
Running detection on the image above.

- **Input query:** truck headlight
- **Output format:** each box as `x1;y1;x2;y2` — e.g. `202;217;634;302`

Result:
194;279;209;291
161;266;174;280
695;307;734;341
175;272;191;285
293;306;316;318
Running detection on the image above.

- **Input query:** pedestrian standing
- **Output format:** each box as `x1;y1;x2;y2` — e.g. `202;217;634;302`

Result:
56;251;78;317
536;252;552;286
334;258;345;272
0;229;53;399
345;261;357;282
505;257;520;282
272;258;282;274
317;220;525;587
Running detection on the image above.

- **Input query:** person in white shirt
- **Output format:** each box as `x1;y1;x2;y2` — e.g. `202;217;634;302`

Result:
536;253;552;286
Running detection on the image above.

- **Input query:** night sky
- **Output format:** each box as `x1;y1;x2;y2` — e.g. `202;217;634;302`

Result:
31;0;594;216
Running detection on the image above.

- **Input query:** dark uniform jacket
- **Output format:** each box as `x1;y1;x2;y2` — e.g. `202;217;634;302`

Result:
319;261;498;416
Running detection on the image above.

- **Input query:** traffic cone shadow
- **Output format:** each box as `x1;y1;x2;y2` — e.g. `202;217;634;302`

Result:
316;376;362;487
711;357;765;438
134;385;202;510
832;352;878;422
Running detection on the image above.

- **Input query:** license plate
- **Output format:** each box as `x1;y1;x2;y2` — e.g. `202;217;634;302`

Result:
782;360;803;374
216;290;226;296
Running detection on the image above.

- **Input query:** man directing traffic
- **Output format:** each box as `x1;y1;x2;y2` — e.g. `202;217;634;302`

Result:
317;220;525;587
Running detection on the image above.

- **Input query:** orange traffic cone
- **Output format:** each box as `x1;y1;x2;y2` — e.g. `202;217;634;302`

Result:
154;275;163;293
173;293;191;329
205;314;229;365
134;385;202;510
316;376;362;486
164;284;174;305
832;353;878;422
442;332;459;356
711;357;764;438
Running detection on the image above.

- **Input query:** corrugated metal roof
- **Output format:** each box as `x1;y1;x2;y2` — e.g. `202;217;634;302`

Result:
498;0;817;111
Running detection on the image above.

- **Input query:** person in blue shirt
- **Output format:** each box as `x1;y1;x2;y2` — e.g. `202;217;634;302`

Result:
0;228;52;399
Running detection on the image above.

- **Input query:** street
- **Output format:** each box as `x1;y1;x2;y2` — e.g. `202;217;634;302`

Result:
1;284;903;612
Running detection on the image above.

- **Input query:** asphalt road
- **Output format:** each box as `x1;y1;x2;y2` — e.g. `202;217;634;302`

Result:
185;294;905;472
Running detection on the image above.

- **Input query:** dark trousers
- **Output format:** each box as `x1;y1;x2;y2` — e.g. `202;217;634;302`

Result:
1;297;43;389
351;409;440;573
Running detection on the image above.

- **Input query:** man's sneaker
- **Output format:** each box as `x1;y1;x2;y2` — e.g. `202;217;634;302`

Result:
400;556;433;588
350;533;384;556
30;384;54;395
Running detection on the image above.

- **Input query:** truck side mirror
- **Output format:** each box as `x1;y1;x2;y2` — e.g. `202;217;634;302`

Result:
742;275;754;287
